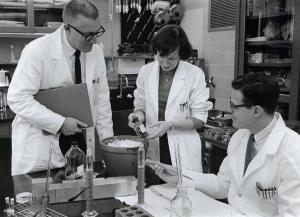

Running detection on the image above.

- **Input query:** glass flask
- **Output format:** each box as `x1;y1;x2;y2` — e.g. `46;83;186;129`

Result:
170;142;192;217
65;141;85;180
170;186;192;217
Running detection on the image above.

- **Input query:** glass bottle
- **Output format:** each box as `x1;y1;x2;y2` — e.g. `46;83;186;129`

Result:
132;117;148;139
65;141;85;180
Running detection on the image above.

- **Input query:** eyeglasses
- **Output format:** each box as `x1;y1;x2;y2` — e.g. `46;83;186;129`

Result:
229;102;251;109
229;97;252;110
229;101;254;112
67;24;105;41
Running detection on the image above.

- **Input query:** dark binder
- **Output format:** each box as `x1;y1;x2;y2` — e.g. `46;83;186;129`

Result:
35;83;94;127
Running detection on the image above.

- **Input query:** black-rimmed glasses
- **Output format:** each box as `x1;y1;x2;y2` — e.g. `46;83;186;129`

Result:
229;101;251;109
67;24;105;41
229;97;252;110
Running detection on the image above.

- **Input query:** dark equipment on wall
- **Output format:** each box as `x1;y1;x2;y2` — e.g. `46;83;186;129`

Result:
119;0;184;55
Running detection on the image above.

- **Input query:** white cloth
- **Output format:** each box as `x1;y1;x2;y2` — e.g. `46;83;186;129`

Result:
184;113;300;217
7;26;113;175
134;60;212;172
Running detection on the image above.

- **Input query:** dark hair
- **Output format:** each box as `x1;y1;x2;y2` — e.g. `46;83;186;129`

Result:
62;0;99;23
150;25;192;60
231;73;280;114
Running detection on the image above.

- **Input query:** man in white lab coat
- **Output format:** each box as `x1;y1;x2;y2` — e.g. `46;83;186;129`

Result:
7;0;113;175
148;73;300;217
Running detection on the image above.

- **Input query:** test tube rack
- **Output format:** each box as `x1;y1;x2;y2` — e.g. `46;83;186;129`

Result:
115;205;153;217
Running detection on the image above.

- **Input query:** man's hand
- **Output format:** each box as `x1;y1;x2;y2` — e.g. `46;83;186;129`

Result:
128;111;145;129
60;117;88;136
146;159;178;183
147;121;172;139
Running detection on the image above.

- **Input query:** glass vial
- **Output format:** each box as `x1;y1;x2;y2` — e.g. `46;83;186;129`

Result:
65;141;85;180
132;117;148;139
9;45;17;64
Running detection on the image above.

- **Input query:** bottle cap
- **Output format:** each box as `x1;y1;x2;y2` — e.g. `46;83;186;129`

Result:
87;148;92;156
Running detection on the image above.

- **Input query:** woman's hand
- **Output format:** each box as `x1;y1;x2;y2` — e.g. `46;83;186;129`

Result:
147;121;173;139
146;159;178;184
128;111;145;129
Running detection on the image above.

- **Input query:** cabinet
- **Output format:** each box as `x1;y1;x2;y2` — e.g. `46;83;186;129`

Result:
235;0;300;120
0;0;64;38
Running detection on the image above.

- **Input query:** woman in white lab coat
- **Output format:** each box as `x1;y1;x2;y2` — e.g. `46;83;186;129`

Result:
128;25;212;172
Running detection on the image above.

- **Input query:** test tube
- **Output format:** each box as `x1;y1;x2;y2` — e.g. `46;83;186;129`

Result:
5;197;10;214
137;144;145;204
82;149;98;217
10;198;15;216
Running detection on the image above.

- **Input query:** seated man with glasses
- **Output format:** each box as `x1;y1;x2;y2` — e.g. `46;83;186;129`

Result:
147;73;300;217
7;0;113;175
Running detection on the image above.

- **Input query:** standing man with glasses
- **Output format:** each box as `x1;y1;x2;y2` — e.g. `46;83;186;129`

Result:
7;0;113;175
147;73;300;216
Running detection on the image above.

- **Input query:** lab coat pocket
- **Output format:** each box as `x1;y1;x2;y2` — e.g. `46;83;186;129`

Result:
178;100;191;120
255;181;280;201
90;77;100;105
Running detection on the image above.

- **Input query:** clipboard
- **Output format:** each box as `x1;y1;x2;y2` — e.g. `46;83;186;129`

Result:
35;83;94;127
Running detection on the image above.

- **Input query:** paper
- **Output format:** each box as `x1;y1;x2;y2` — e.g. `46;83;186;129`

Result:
35;83;94;127
117;184;245;217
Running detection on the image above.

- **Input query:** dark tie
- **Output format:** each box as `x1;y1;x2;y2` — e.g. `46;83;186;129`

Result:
59;50;86;156
74;50;81;84
243;134;256;176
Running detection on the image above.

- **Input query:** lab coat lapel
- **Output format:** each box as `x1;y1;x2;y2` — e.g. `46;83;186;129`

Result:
167;61;186;108
243;113;286;179
228;131;249;185
85;51;97;82
50;27;73;84
148;62;160;116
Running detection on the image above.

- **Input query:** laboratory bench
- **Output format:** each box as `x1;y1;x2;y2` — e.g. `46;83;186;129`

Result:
0;164;245;217
0;165;125;217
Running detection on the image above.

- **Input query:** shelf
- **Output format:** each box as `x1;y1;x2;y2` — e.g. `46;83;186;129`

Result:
105;54;154;59
279;94;291;103
247;63;291;67
246;40;292;47
33;3;65;9
0;2;26;8
0;63;18;66
247;12;294;20
0;32;45;38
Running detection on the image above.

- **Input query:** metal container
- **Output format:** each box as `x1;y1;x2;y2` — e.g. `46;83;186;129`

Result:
100;135;146;177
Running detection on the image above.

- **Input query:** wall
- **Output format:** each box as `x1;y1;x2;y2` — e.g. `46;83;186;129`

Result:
93;0;121;57
181;0;236;112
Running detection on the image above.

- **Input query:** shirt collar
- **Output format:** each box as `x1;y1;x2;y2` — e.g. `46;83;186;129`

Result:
254;115;277;150
62;28;76;57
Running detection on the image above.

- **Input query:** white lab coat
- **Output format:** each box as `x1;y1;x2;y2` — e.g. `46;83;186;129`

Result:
185;113;300;217
7;26;113;175
134;60;212;172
